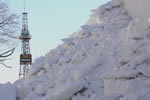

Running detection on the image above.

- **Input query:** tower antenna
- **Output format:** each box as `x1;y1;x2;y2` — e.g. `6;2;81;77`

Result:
19;0;32;79
24;0;26;12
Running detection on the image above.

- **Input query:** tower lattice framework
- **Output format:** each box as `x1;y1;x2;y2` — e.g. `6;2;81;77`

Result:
19;12;32;79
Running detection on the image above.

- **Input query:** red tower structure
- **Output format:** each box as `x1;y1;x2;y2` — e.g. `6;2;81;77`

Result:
19;11;32;78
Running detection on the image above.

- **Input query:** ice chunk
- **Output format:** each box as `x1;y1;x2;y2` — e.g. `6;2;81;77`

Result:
104;79;138;96
44;80;85;100
62;38;73;44
111;0;122;7
123;0;150;32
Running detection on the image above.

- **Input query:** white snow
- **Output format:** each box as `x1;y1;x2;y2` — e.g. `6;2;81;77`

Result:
123;0;150;33
0;83;16;100
43;80;86;100
1;0;150;100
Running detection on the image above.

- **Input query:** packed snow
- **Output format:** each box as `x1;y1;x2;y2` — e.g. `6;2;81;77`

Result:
123;0;150;33
1;0;150;100
0;83;16;100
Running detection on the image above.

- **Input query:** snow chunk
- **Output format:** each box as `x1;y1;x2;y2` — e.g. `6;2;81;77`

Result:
111;0;123;7
44;80;85;100
104;78;138;96
61;38;74;44
27;56;45;76
123;0;150;32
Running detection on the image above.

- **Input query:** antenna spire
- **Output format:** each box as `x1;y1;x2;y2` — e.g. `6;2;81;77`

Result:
24;0;26;12
19;0;32;79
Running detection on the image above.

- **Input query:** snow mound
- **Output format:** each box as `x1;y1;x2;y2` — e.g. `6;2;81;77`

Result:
0;83;16;100
14;0;150;100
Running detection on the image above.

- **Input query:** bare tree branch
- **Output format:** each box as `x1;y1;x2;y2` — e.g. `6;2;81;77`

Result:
0;48;15;58
0;58;11;62
0;62;12;68
0;1;19;68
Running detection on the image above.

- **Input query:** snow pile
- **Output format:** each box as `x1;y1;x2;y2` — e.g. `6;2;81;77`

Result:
0;83;16;100
13;0;150;100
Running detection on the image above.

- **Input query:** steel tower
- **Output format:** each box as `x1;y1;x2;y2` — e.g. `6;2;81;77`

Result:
19;12;32;78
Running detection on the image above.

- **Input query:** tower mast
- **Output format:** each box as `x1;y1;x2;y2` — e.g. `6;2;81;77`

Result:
19;0;32;78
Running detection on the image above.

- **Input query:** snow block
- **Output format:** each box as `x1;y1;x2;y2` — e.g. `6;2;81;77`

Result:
123;0;150;32
104;78;138;96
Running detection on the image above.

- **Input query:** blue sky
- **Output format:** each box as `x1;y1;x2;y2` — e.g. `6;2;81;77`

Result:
0;0;110;83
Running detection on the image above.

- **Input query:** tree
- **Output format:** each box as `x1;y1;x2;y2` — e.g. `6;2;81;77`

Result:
0;1;19;68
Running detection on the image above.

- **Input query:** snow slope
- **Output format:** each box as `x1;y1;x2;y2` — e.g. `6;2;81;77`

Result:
11;0;150;100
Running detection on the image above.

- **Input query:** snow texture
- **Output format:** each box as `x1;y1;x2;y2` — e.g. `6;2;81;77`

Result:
123;0;150;33
2;0;150;100
0;83;16;100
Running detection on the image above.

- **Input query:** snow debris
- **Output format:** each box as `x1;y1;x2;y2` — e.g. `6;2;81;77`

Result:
111;0;123;7
61;38;74;44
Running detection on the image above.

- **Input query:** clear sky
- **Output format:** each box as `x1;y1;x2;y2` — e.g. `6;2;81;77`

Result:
0;0;110;83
